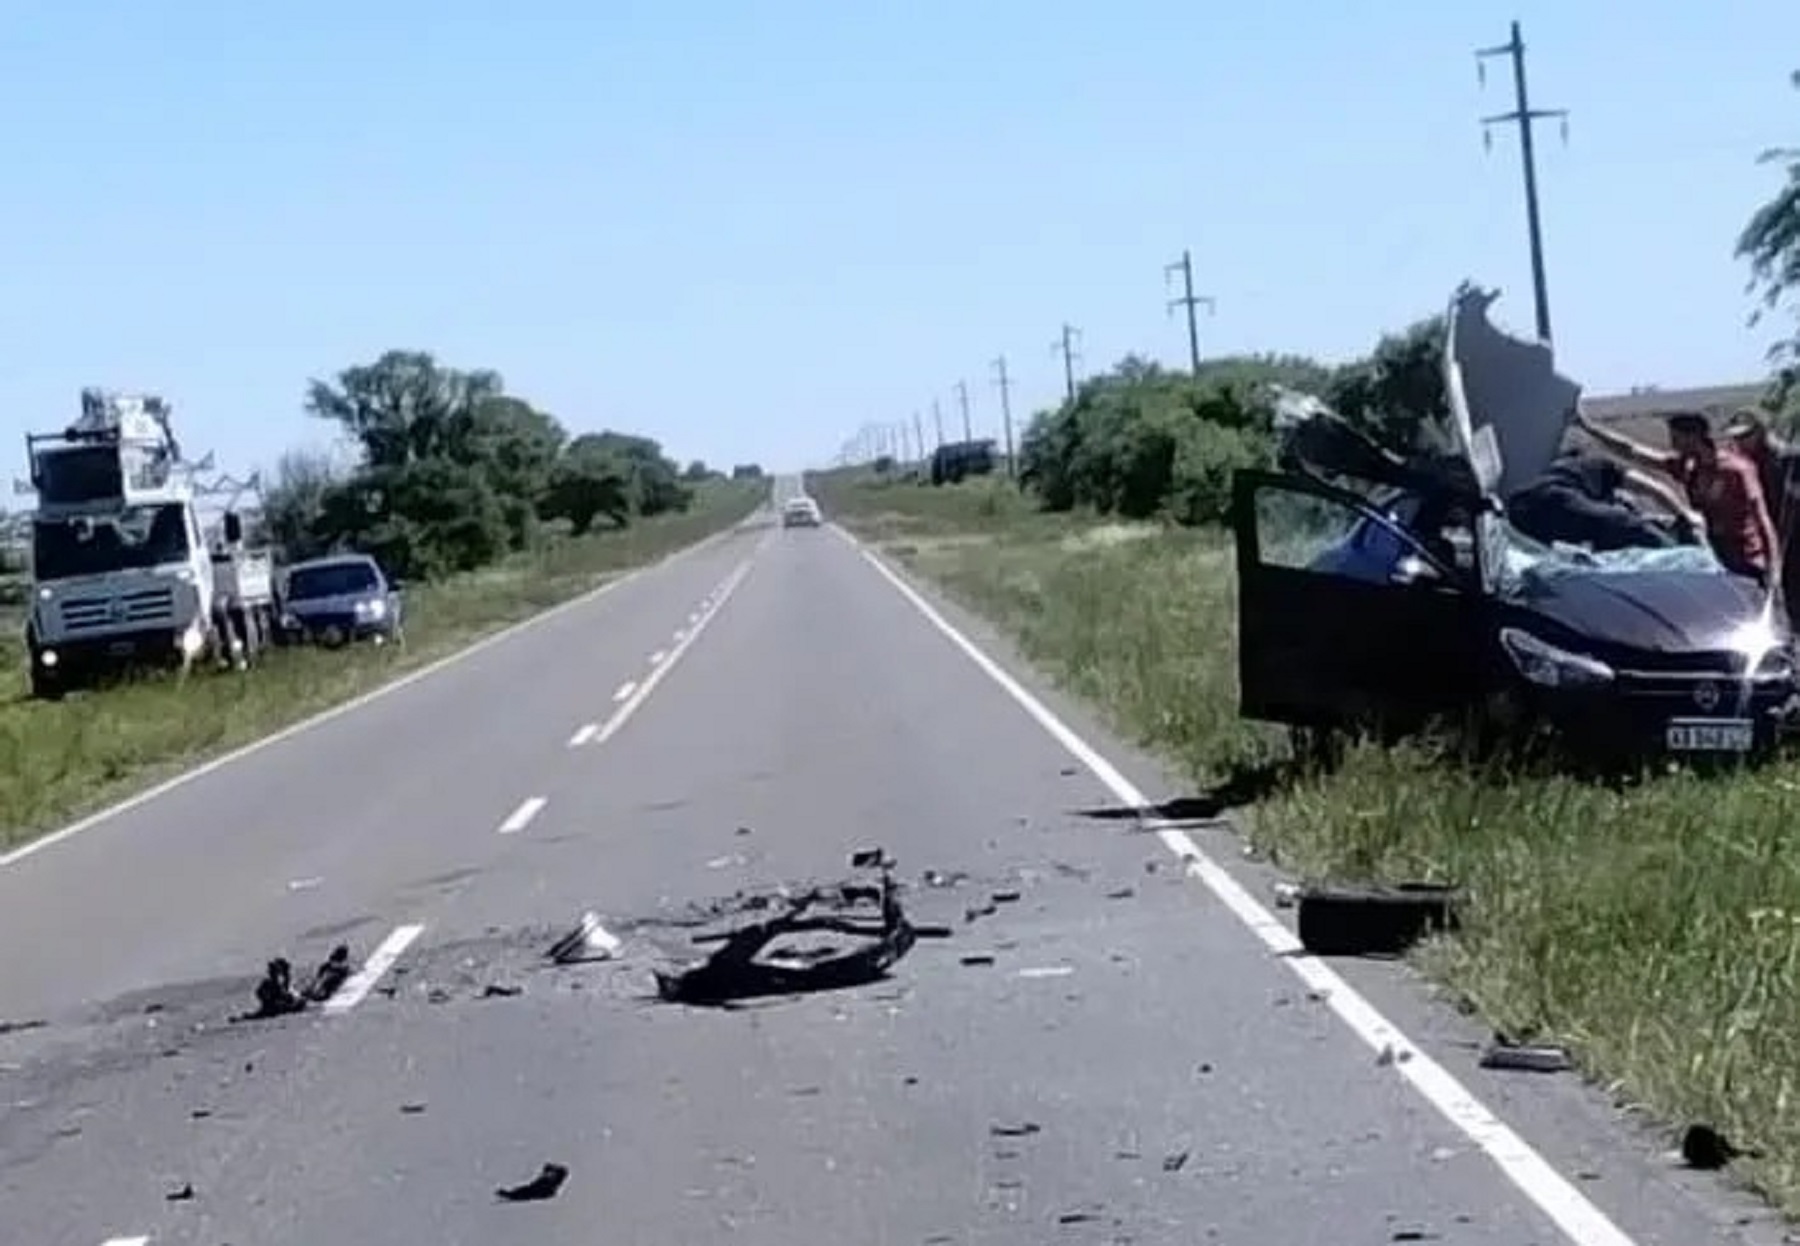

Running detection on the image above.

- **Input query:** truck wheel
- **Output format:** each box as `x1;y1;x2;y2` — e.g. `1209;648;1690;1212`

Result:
29;661;64;702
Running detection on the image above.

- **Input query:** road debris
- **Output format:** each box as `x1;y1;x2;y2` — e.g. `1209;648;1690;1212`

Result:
234;945;354;1021
1162;1150;1190;1172
400;1102;427;1114
991;889;1022;904
1478;1039;1572;1073
654;869;916;1006
481;984;524;999
496;1161;569;1202
547;913;623;965
1104;886;1136;901
1018;965;1073;979
166;1182;195;1202
0;1019;47;1037
960;954;996;967
1681;1123;1754;1170
849;847;891;869
1296;883;1461;957
990;1121;1041;1138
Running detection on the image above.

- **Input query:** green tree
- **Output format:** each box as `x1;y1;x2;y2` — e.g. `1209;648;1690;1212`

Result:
730;463;765;480
1738;69;1800;410
261;447;339;562
305;350;505;471
1323;316;1448;453
542;435;634;535
571;431;691;516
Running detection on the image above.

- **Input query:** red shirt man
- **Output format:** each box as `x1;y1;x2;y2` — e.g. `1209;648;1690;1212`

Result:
1574;409;1779;586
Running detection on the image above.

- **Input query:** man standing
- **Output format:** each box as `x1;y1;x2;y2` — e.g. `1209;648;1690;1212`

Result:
1574;408;1780;589
1726;408;1800;610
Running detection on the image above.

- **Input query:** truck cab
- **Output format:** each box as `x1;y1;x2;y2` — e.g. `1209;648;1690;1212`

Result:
23;389;274;699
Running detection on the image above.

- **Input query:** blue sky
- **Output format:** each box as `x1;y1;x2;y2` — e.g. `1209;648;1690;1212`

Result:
1;0;1795;484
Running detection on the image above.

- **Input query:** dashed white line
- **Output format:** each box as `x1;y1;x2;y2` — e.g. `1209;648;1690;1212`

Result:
612;680;638;703
847;528;1638;1246
649;649;668;666
498;796;548;835
323;923;426;1014
567;722;599;748
100;1237;149;1246
576;560;754;751
0;526;742;873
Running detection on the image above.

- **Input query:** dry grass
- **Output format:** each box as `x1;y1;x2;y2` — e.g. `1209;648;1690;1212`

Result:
0;481;765;847
811;465;1800;1216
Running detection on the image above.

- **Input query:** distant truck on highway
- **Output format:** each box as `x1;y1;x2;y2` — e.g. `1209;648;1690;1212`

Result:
20;389;278;700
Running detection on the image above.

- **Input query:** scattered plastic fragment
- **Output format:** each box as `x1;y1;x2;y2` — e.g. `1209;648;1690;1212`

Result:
497;1161;569;1202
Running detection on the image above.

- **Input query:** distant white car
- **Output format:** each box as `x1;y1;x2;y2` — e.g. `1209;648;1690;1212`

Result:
782;496;822;528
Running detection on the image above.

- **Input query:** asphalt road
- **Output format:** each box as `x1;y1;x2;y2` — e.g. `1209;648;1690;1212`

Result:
0;483;1782;1245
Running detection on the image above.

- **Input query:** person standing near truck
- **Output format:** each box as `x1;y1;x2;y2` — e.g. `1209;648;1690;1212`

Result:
1574;408;1780;590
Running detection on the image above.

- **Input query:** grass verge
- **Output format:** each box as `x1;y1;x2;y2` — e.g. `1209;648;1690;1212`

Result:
0;480;765;848
811;466;1800;1216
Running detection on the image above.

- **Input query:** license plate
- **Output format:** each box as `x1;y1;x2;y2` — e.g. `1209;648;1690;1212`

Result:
1666;718;1755;752
106;640;136;657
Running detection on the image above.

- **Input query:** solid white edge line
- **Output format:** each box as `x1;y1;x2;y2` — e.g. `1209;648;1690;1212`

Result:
498;796;548;835
100;1237;150;1246
841;524;1638;1246
587;560;753;750
649;649;668;666
0;523;750;872
613;680;638;703
567;723;599;748
322;922;425;1014
672;628;687;642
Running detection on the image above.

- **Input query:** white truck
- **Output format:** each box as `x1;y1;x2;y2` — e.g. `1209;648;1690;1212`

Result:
21;389;278;700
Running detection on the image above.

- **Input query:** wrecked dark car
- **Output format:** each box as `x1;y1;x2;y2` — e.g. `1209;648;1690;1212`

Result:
1234;284;1800;765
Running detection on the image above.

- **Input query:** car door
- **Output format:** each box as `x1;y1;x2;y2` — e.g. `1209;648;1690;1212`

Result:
1231;469;1489;731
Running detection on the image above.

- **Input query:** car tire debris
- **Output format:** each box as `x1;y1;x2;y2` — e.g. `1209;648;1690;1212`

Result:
166;1182;195;1202
1681;1123;1754;1170
496;1161;569;1202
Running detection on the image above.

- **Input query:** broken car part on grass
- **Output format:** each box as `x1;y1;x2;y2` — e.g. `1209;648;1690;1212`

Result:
1295;884;1461;958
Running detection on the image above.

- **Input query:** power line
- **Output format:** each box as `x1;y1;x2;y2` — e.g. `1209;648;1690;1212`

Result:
1163;249;1215;373
1476;19;1568;344
991;355;1016;477
1051;323;1082;403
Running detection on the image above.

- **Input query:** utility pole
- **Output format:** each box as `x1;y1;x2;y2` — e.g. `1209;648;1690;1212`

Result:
1476;19;1567;344
1051;323;1082;403
931;398;946;448
955;379;973;441
991;355;1016;477
1163;249;1215;374
912;410;926;463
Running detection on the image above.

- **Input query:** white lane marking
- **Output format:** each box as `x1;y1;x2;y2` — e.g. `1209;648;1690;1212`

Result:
613;680;638;704
100;1237;149;1246
1018;965;1074;979
673;628;688;642
0;526;747;872
649;649;668;666
687;610;702;625
323;923;425;1014
580;560;753;750
567;722;599;748
497;796;548;835
846;529;1637;1246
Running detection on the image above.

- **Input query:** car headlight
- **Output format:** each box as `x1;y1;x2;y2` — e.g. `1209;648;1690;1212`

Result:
355;598;387;619
1499;627;1614;688
179;622;206;657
